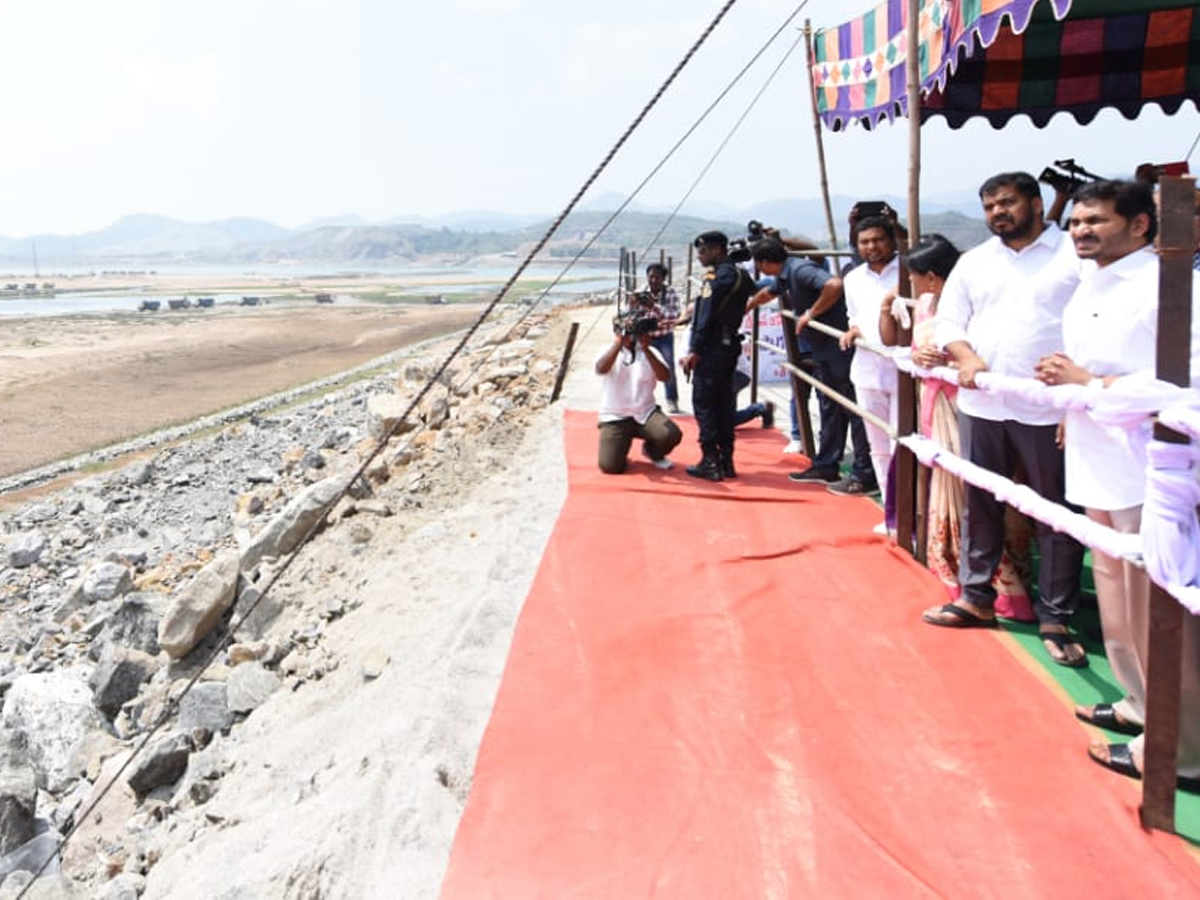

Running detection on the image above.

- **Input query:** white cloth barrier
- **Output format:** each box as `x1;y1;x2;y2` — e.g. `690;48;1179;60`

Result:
897;432;1143;562
761;330;1200;611
891;347;1200;614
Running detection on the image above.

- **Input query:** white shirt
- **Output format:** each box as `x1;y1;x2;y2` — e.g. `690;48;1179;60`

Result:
843;256;899;391
934;224;1081;424
597;343;665;424
1062;246;1200;510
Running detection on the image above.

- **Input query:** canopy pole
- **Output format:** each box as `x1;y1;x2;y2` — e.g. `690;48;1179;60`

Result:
905;0;921;245
804;21;839;250
892;0;924;559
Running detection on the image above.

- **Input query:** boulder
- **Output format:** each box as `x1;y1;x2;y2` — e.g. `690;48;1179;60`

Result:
126;733;190;798
88;647;158;719
177;682;232;734
5;532;47;570
225;663;280;715
92;593;167;657
81;563;134;604
0;733;36;857
156;550;241;660
366;393;417;440
241;474;351;571
54;562;135;622
0;835;73;894
1;669;108;793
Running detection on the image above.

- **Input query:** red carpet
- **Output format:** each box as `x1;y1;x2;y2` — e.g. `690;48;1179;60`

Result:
441;410;1200;898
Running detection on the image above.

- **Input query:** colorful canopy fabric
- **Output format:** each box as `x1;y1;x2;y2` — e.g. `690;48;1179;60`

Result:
811;0;1200;131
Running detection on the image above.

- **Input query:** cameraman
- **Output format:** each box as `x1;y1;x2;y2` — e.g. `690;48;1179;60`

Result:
595;310;683;474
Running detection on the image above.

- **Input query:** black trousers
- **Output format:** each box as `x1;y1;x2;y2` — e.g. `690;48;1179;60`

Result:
691;344;740;461
809;341;874;482
957;413;1084;625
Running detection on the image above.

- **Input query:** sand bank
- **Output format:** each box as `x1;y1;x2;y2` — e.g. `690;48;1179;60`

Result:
0;302;481;479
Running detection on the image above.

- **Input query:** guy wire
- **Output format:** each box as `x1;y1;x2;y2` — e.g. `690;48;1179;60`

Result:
1186;125;1200;163
16;1;746;893
640;28;805;259
540;0;813;353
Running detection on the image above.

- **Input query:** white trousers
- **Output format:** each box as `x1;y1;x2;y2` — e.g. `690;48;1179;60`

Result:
856;385;896;495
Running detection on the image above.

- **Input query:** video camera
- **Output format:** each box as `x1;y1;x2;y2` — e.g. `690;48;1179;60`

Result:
728;219;771;263
629;289;655;310
850;201;895;223
1038;158;1102;196
615;307;659;338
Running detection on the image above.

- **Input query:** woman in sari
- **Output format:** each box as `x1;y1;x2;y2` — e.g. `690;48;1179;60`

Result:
905;234;1034;621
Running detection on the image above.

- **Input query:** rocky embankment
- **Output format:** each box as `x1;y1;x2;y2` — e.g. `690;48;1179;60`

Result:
0;311;566;898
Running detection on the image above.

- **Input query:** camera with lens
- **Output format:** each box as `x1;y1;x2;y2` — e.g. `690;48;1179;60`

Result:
630;289;655;310
1038;158;1101;195
1038;166;1084;196
727;237;752;264
615;308;659;338
850;201;894;223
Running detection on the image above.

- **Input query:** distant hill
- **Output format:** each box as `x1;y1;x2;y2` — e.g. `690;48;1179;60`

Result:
0;201;991;269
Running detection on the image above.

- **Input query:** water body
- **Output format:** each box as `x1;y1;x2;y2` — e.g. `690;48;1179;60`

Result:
0;262;619;317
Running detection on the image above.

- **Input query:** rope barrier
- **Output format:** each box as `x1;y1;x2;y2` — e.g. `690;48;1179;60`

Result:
751;334;1155;567
753;299;1200;602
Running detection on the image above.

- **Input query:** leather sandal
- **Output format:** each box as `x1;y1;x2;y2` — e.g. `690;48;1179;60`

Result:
1074;703;1143;736
1039;628;1088;668
1087;742;1200;791
922;602;997;629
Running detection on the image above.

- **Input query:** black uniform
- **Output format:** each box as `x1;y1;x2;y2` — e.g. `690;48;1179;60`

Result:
688;259;751;472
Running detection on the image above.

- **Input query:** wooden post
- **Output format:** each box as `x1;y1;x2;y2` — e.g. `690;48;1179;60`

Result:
805;21;840;250
905;0;921;246
685;244;694;312
779;312;816;458
618;247;628;311
891;0;923;558
750;308;761;406
1140;175;1195;832
550;322;580;404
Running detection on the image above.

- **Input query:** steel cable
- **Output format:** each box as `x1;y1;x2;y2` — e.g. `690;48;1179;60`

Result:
16;2;747;893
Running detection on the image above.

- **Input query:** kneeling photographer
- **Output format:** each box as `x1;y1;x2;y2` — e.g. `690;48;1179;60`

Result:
595;307;683;474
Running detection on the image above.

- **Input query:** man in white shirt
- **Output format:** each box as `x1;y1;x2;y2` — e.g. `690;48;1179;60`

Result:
1034;178;1200;782
923;171;1088;668
838;215;900;499
595;310;683;474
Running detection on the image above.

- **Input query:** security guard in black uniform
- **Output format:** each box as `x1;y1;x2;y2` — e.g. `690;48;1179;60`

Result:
680;231;753;481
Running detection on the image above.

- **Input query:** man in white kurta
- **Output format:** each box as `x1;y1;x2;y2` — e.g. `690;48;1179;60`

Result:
839;217;900;500
1035;178;1200;781
923;171;1088;667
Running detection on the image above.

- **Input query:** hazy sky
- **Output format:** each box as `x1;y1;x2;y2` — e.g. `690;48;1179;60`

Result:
2;0;1197;236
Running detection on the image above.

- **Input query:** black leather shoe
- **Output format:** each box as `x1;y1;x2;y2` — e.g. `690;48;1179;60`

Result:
721;458;737;479
788;467;838;483
686;459;723;481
